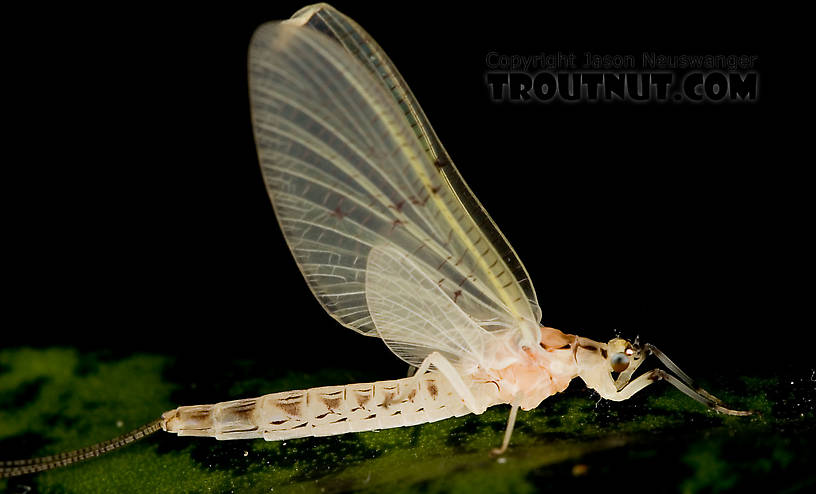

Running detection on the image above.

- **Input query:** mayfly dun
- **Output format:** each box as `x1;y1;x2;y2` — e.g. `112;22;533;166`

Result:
1;2;751;479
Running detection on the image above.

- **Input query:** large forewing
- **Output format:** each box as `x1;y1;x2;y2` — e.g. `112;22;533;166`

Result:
249;20;539;352
287;4;542;333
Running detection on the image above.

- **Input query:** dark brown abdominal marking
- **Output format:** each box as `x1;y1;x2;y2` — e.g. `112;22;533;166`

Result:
279;402;302;417
428;382;438;399
601;349;608;359
322;397;342;410
331;417;348;423
223;403;255;421
579;344;598;352
380;393;396;409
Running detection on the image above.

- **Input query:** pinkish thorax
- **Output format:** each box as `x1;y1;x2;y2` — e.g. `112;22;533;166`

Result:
471;327;580;411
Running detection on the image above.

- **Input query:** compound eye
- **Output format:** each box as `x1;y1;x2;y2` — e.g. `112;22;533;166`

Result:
610;353;630;373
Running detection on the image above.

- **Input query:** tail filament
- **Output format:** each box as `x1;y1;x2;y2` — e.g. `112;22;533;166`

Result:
0;419;162;478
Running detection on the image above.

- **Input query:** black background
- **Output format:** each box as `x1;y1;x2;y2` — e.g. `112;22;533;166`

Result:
3;3;805;380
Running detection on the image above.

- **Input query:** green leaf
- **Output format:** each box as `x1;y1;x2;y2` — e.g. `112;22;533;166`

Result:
1;348;814;493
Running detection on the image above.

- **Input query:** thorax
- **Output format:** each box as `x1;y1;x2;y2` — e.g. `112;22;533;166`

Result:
467;326;580;411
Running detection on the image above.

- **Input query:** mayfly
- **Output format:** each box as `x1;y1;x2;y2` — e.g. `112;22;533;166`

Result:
1;2;751;478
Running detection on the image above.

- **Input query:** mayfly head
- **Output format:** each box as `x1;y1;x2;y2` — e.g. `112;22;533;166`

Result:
605;337;644;374
576;335;752;416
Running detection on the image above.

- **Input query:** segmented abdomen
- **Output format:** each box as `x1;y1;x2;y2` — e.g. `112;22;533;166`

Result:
161;372;470;440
